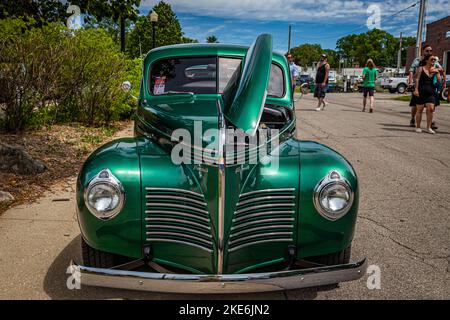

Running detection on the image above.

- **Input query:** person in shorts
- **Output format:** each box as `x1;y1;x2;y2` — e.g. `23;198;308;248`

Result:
314;54;330;111
361;59;378;113
413;55;441;134
408;45;442;128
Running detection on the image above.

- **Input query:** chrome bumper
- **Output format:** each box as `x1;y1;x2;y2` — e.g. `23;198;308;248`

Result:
71;259;367;294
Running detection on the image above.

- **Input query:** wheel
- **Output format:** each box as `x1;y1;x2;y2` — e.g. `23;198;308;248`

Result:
397;84;407;94
81;238;128;268
442;88;448;101
306;245;352;266
300;83;309;94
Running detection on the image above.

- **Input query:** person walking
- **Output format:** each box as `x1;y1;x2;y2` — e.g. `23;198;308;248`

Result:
408;45;442;128
315;54;330;111
414;55;441;134
287;53;299;99
361;59;378;113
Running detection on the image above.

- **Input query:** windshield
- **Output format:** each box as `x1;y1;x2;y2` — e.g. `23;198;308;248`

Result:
149;56;285;97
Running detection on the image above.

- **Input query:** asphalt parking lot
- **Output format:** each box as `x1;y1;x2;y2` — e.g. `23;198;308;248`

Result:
0;92;448;299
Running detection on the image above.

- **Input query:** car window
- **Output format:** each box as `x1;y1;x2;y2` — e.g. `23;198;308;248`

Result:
149;56;217;95
149;56;285;97
267;64;284;97
218;58;242;93
218;57;285;98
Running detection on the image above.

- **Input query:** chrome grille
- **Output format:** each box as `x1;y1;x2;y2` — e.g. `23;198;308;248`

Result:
145;187;213;252
228;188;295;252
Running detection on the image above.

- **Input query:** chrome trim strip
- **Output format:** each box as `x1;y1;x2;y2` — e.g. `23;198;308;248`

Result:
146;232;213;246
230;218;295;230
235;203;295;215
230;225;293;238
145;188;204;199
239;188;295;198
146;224;212;238
146;195;207;207
233;211;294;223
237;196;295;207
146;203;209;215
145;218;210;231
229;232;293;245
217;104;226;275
73;259;368;293
228;239;295;252
145;211;209;223
145;239;213;253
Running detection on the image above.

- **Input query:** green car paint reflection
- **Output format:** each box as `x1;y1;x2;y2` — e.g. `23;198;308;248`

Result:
76;34;361;279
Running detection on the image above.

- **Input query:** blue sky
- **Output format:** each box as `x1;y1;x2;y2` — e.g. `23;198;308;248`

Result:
138;0;449;51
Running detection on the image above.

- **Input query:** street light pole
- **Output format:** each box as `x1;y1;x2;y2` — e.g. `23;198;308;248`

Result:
149;11;158;49
152;21;156;49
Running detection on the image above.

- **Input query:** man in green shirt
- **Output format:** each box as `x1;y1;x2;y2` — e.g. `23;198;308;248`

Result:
362;59;378;113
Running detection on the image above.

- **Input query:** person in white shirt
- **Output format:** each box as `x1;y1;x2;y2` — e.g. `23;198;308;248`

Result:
287;53;299;98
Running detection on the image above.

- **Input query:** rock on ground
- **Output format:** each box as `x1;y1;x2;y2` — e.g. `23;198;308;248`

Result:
0;142;46;175
0;190;14;202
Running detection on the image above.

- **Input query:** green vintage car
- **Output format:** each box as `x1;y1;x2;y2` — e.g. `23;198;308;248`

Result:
73;34;366;293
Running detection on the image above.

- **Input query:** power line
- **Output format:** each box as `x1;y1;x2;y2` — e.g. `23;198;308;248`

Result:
295;0;420;42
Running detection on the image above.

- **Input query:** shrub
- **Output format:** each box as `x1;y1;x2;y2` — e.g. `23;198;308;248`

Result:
0;18;140;132
0;18;67;132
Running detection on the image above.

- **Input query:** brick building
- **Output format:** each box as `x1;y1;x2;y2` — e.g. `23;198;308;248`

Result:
406;15;450;74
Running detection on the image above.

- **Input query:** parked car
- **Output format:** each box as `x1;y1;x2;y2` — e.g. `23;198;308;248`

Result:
73;35;366;293
295;74;313;86
380;75;409;94
440;78;449;101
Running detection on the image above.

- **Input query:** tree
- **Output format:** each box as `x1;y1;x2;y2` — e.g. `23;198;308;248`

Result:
0;0;68;24
290;44;322;68
127;1;183;57
70;0;140;52
206;35;219;43
336;29;416;68
182;36;199;43
84;16;134;46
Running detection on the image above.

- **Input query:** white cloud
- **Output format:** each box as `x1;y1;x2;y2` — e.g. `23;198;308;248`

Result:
140;0;449;24
206;24;225;34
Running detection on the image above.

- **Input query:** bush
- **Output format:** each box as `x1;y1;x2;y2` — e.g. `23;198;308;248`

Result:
0;18;67;132
0;18;140;132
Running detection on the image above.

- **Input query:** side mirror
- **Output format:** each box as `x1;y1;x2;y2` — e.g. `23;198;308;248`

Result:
121;81;132;92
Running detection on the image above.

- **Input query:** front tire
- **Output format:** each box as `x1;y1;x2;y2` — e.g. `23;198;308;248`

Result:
81;238;128;268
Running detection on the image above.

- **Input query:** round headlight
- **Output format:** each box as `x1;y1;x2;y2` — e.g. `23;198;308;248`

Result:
84;169;125;220
314;170;354;221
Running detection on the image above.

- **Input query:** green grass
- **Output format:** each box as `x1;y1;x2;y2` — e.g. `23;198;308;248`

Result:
392;95;449;104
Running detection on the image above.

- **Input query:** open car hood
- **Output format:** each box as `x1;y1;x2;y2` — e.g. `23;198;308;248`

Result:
224;34;273;135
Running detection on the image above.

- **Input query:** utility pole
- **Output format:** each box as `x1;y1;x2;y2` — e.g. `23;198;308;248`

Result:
397;32;403;73
415;0;427;59
288;25;292;53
